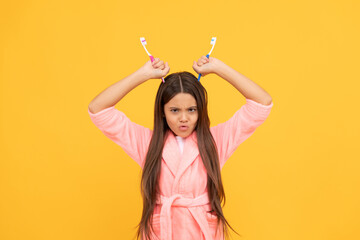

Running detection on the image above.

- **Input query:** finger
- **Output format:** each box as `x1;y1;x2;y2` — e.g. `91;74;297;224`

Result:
158;61;164;68
193;61;200;72
163;62;170;74
200;58;208;64
152;58;159;66
201;56;209;63
153;60;164;68
202;56;210;62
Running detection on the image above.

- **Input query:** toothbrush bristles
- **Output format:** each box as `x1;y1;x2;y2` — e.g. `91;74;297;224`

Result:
210;37;217;45
140;37;147;45
140;37;151;56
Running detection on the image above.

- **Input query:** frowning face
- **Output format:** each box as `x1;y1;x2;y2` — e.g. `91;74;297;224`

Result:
164;93;198;138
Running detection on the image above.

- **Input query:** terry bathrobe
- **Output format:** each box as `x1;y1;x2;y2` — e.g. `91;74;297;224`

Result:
88;98;273;240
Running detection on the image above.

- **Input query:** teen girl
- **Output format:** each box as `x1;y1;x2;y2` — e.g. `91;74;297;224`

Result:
88;56;273;240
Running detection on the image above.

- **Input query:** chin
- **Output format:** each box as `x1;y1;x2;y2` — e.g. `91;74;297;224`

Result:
177;131;192;138
178;133;189;138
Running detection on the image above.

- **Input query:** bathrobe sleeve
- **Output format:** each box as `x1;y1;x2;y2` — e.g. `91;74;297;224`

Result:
88;105;152;168
210;98;274;169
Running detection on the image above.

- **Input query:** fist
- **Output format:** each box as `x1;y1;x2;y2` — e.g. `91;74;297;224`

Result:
192;56;219;77
141;58;170;80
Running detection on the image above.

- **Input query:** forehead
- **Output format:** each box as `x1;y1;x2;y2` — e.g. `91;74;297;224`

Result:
165;93;197;107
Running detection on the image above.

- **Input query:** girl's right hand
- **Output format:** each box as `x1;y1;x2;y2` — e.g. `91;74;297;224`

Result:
140;58;170;80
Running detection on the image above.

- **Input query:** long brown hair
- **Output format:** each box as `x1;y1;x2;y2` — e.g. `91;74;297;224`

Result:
135;72;241;239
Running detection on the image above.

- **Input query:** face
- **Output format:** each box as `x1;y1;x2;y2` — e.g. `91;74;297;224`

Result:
164;93;198;138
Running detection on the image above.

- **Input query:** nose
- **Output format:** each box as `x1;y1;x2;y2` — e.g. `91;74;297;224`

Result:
179;112;188;123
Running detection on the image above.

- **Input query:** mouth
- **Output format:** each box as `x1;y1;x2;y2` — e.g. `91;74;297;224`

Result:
179;125;189;131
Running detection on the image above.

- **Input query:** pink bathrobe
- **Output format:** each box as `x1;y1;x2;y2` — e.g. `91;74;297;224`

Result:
88;98;273;240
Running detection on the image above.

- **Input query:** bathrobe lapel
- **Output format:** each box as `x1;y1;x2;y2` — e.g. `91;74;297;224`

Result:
162;131;181;177
162;130;200;191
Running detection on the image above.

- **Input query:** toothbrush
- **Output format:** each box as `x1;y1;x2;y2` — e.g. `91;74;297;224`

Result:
198;37;217;81
140;37;165;83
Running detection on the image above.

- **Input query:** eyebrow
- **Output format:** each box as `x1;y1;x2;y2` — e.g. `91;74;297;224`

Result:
169;106;197;109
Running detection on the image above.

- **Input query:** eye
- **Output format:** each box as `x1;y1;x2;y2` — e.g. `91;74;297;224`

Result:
189;108;197;112
170;109;178;113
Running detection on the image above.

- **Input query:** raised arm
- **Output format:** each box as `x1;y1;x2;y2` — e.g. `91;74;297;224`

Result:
193;56;272;105
88;58;170;168
193;56;273;168
89;58;170;113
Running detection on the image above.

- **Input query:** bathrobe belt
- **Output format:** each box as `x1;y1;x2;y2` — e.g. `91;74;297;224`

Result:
156;192;212;240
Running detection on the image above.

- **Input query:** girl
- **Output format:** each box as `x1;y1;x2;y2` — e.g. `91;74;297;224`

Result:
88;56;273;240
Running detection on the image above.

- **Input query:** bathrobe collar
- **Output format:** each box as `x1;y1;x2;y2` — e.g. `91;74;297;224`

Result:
162;130;199;180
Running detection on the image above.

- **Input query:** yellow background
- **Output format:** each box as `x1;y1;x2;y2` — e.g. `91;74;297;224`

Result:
1;0;359;239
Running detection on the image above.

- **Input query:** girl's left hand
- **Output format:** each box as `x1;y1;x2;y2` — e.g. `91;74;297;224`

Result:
192;56;220;77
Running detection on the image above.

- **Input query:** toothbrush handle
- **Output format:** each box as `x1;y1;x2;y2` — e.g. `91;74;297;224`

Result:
149;55;165;83
197;54;210;81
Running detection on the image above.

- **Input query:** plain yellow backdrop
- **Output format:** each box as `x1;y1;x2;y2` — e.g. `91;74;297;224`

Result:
1;0;359;239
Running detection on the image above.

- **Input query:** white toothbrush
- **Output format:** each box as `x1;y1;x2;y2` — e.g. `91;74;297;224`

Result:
140;37;165;83
198;37;217;81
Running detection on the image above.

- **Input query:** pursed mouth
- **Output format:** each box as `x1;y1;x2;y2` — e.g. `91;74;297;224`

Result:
179;126;189;130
